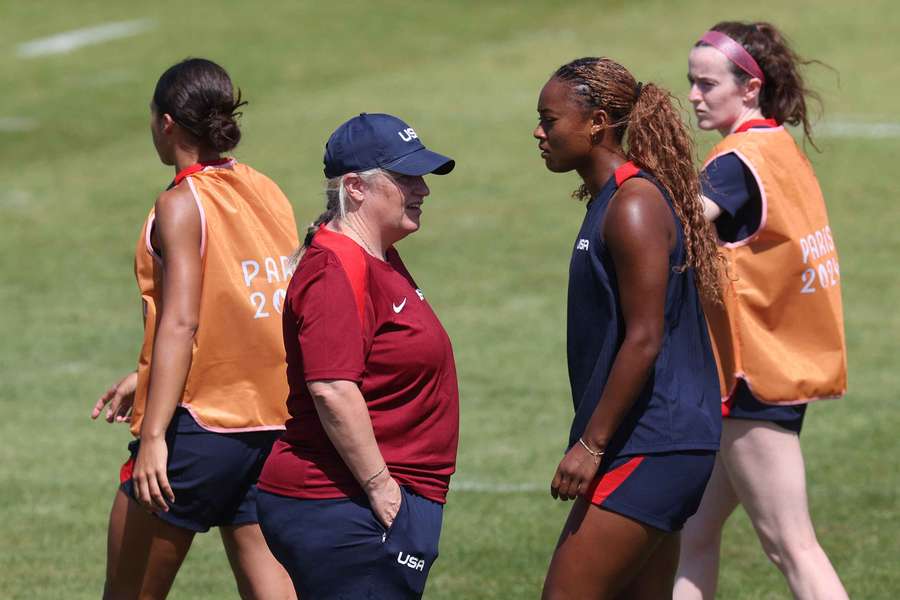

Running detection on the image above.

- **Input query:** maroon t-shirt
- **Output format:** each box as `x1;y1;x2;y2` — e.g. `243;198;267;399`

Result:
258;226;459;504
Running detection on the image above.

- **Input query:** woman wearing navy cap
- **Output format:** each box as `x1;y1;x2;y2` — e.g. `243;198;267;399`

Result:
535;57;723;599
675;22;848;600
256;113;459;599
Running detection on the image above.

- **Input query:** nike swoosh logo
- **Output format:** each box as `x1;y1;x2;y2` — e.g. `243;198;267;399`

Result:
392;298;407;313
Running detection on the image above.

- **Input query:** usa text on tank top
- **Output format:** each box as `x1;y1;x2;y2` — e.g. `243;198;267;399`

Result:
566;162;721;458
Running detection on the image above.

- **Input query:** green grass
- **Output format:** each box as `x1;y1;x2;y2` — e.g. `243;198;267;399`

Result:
1;0;898;597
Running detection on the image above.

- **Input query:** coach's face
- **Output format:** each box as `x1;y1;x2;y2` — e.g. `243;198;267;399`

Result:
372;170;430;238
534;77;595;173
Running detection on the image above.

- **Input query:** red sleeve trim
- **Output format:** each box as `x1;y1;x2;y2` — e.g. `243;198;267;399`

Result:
313;226;369;324
614;161;641;187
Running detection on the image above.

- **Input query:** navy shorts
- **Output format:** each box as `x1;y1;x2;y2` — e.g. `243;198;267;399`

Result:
725;379;807;434
257;486;443;599
120;408;281;533
584;451;716;532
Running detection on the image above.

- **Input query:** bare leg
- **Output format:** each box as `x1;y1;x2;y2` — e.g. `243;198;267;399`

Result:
103;489;132;596
220;523;297;600
615;532;680;600
723;419;849;600
674;455;740;599
542;497;668;599
103;493;194;600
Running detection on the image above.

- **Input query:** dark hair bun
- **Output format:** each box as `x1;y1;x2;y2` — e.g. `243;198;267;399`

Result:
205;101;243;152
153;58;247;152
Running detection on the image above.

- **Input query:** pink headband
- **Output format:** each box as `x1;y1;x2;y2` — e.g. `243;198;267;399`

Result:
699;30;765;84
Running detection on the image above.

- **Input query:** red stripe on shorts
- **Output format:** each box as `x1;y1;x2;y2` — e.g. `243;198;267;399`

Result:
119;457;135;484
721;396;733;417
585;456;645;505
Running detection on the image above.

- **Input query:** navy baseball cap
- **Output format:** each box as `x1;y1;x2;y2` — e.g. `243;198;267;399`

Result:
323;113;455;178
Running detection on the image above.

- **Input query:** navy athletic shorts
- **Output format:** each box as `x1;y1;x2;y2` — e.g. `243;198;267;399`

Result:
584;450;716;532
120;407;281;532
725;379;807;434
257;486;443;599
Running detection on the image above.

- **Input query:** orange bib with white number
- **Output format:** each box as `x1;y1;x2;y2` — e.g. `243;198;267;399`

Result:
131;160;298;435
702;127;847;404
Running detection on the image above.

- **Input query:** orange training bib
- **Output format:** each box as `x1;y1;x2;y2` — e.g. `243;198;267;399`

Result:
131;160;298;434
702;127;847;404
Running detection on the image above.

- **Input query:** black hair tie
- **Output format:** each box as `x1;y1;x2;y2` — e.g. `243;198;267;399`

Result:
635;81;644;99
303;225;317;248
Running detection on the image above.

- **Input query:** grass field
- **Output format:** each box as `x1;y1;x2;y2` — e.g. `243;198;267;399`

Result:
1;1;898;598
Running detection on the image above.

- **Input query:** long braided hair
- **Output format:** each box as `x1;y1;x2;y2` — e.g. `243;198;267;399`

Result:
553;57;722;303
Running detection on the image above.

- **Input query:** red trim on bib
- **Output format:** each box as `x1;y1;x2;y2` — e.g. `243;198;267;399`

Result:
734;118;778;133
172;157;234;187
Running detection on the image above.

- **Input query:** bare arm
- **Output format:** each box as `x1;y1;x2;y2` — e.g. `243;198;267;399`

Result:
90;232;151;424
131;185;202;512
552;178;675;500
92;370;137;423
308;379;401;528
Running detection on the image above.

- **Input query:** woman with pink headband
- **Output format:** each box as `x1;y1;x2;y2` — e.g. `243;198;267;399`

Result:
675;21;849;599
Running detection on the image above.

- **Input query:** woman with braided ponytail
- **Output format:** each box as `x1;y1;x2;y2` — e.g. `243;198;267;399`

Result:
675;21;848;600
535;57;722;598
92;58;297;599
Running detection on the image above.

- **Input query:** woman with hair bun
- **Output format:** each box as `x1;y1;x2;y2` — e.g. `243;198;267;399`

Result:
535;56;722;599
92;58;297;599
675;21;848;599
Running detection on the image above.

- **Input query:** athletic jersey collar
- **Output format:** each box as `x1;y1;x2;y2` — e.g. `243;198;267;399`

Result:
314;224;399;265
169;157;234;188
588;161;640;209
614;161;640;186
734;118;779;133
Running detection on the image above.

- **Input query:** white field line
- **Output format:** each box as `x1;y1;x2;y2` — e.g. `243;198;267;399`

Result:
0;117;37;132
817;121;900;139
0;190;31;209
17;19;157;58
452;480;545;493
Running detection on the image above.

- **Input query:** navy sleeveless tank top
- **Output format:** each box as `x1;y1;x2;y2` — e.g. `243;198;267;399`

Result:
566;162;721;458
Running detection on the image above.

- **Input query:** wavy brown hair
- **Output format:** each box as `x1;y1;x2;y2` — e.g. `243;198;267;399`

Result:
697;21;825;148
553;57;722;303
